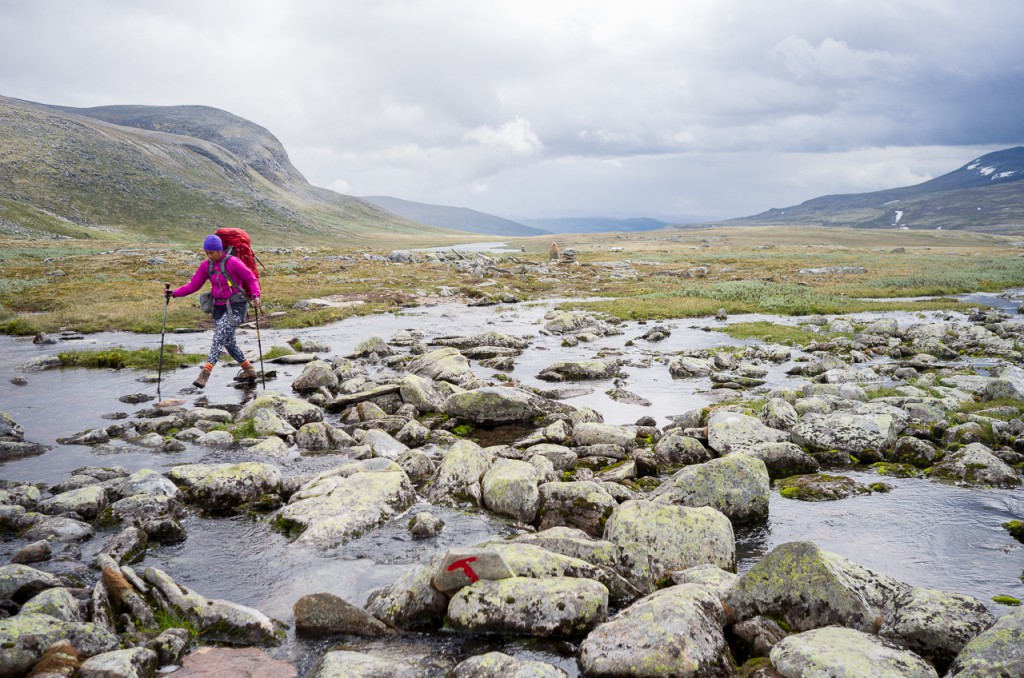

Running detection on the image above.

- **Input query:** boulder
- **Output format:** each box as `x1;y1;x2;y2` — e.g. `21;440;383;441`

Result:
669;356;714;378
314;650;419;677
445;386;571;425
572;422;637;448
447;577;608;638
399;374;448;413
171;647;296;678
537;359;622;381
356;428;409;460
451;651;568;677
742;441;820;479
578;584;732;677
776;473;873;501
879;586;995;673
482;458;541;523
651;453;770;524
238;391;323;429
707;411;788;455
537;481;618;537
39;485;107;520
21;516;94;542
78;647;157;678
116;469;180;499
166;462;282;513
291;360;339;393
928;443;1022;488
760;398;799;431
726;541;909;633
408;347;476;385
510;527;620;570
0;564;63;602
432;548;516;594
603;500;736;593
653;431;712;470
364;555;449;630
294;592;393;637
945;607;1024;677
791;410;900;463
426;439;495;506
280;469;415;549
770;626;938;678
0;614;118;676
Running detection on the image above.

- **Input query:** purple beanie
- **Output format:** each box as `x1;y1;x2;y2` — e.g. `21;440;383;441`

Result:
202;234;223;251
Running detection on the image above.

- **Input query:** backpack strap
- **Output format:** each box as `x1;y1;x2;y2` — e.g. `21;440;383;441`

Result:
206;256;246;314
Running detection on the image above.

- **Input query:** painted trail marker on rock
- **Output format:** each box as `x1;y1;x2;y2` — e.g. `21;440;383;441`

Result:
432;548;514;594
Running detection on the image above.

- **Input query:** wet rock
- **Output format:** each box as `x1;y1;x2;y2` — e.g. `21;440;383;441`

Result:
604;500;736;593
107;493;184;526
314;650;418;677
195;429;237;448
291;360;339;393
0;614;118;676
891;436;943;468
707;411;789;455
22;516;94;543
928;442;1022;487
294;592;393;637
669;356;714;378
879;586;995;673
56;428;110;445
426;439;495;506
143;567;285;646
166;461;283;513
447;577;608;639
578;583;732;677
482;458;541;523
399;374;448;413
281;466;415;549
945;606;1024;676
146;627;190;667
408;347;476;385
11;539;52;565
142;517;187;544
791;410;900;463
652;431;711;471
432;548;515;593
173;646;296;678
652;453;770;524
78;647;157;678
743;442;821;479
445;386;572;425
537;481;618;537
365;554;450;630
408;511;444;538
776;473;873;501
451;651;568;677
355;428;408;460
544;311;601;335
538;358;622;381
770;626;938;678
238;391;323;429
39;485;107;520
99;525;148;564
727;541;909;633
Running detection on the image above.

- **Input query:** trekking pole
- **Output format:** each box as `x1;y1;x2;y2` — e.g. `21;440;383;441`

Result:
254;301;266;390
157;283;170;398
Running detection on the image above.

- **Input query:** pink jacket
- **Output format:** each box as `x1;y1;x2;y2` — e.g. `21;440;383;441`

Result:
172;255;260;304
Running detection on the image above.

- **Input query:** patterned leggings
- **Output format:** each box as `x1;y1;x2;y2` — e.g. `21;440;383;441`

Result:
208;302;248;366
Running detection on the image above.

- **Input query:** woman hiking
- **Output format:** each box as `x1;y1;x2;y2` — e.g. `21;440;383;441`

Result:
165;234;262;388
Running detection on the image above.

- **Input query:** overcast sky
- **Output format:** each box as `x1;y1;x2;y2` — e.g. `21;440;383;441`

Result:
2;0;1023;220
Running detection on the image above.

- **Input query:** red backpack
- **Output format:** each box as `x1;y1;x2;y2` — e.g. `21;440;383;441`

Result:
215;228;262;280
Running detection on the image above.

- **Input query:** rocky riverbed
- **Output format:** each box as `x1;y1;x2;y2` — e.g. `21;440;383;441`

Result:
1;297;1023;677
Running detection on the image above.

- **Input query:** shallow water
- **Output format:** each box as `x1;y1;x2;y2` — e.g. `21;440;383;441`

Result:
1;298;1023;675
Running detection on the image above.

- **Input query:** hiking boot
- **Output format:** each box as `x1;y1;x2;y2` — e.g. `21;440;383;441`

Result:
234;360;258;382
193;365;213;388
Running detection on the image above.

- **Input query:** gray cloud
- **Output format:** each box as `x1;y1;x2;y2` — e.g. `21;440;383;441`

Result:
1;0;1022;219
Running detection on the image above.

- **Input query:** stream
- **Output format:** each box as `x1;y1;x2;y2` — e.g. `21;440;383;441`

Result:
1;296;1023;675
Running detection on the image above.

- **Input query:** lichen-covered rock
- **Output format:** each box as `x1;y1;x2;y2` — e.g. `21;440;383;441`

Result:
426;439;495;506
791;410;899;463
280;470;415;549
760;398;799;431
775;473;873;501
510;526;619;570
671;564;738;600
726;541;910;633
578;583;732;677
669;355;714;378
485;542;640;604
891;436;943;468
249;435;291;458
238;391;323;429
447;577;608;638
0;614;118;676
526;444;578;472
355;428;408;460
603;500;736;593
651;453;770;524
769;626;938;678
928;442;1022;488
21;515;94;542
707;410;788;455
39;485;107;520
143;567;284;646
945;606;1024;677
879;586;995;673
654;431;712;471
78;647;158;678
572;422;637;448
315;650;419;677
408;347;476;385
742;442;820;479
445;386;572;425
482;458;541;523
537;481;618;537
364;554;449;630
167;462;283;513
20;586;81;622
399;373;448;413
451;651;568;677
116;468;180;499
0;564;63;603
537;358;622;381
291;360;339;393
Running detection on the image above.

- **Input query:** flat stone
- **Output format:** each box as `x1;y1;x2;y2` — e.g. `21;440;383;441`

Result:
173;647;297;678
432;548;515;593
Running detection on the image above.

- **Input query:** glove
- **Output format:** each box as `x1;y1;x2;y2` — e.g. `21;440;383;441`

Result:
252;297;262;308
164;289;173;300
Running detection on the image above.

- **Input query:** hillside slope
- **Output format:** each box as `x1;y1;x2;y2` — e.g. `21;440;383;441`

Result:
728;147;1024;233
361;195;548;237
0;96;453;244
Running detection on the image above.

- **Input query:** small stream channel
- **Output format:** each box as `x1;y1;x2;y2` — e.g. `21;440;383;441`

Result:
1;296;1023;675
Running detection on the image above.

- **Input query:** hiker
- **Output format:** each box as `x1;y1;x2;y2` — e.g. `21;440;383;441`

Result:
165;234;262;388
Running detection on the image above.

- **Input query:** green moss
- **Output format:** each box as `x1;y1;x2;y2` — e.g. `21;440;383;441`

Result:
871;462;923;478
144;608;200;638
452;424;474;437
58;346;204;370
1003;520;1024;543
991;595;1021;606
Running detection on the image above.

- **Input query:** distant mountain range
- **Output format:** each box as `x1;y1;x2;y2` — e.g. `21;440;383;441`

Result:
727;146;1024;233
2;93;1022;241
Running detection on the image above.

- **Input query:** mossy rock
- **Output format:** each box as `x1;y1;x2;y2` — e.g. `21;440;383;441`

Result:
776;474;872;501
991;595;1021;606
871;462;923;478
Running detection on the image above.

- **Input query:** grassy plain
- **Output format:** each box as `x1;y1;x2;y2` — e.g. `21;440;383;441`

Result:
1;226;1022;336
